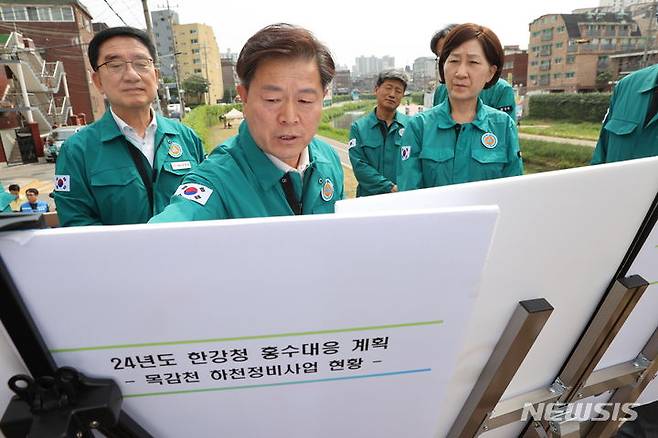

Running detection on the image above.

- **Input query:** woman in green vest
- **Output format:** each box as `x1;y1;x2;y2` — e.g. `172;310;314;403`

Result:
398;23;523;190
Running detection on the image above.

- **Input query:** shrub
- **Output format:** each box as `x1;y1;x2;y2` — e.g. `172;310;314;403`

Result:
527;93;611;122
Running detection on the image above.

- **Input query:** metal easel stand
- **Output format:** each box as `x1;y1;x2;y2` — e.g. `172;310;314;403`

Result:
467;276;650;437
0;214;153;437
446;298;554;438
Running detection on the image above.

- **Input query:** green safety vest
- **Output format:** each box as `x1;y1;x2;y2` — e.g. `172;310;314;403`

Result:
592;64;658;164
348;109;410;196
54;110;205;226
398;99;523;190
150;122;344;222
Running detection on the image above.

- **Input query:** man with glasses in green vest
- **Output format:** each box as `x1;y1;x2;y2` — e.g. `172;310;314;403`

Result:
53;27;204;226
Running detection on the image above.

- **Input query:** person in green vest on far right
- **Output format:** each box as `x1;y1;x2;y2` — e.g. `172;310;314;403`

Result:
591;63;658;165
430;24;516;120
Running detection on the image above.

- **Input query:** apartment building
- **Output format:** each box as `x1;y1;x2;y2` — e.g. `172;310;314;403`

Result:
0;0;105;121
527;12;643;92
173;23;223;105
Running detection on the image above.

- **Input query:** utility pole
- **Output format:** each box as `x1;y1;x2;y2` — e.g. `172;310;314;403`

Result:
202;44;210;105
642;1;657;68
141;0;163;114
164;0;185;118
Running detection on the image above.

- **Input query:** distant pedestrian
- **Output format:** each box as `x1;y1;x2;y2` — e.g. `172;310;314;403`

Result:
20;188;49;213
8;184;24;212
0;183;15;213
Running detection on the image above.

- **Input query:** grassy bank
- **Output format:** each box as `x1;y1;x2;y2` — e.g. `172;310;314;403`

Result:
183;104;242;153
520;118;602;141
318;101;375;145
521;139;593;174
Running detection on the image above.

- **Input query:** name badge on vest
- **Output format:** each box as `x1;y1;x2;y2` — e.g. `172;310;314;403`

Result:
171;161;192;170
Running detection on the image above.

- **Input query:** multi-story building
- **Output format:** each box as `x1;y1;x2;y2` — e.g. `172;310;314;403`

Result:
220;55;237;102
352;55;395;78
333;70;351;94
173;23;223;105
151;9;178;79
610;49;658;77
0;0;105;122
220;49;238;63
411;57;435;92
502;45;528;87
527;12;643;92
599;0;653;12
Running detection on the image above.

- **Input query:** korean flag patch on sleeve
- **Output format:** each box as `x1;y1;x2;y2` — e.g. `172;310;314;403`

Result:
53;175;70;192
174;183;213;206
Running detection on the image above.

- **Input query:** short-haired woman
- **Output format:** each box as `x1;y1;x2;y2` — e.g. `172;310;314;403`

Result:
398;23;523;190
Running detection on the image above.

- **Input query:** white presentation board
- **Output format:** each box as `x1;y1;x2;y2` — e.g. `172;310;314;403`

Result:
336;157;658;436
0;207;497;437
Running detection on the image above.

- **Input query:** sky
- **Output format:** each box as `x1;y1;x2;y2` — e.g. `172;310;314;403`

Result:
80;0;600;68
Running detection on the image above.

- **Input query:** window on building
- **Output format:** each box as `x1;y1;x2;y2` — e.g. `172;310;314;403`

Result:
193;58;201;64
61;6;73;21
553;73;562;79
1;6;11;20
557;26;565;32
192;48;200;54
565;72;575;78
556;42;563;48
530;60;538;66
555;57;562;64
26;6;38;21
50;7;63;21
529;75;537;80
566;55;575;64
194;68;202;73
190;29;197;34
191;38;198;44
13;7;27;21
37;7;51;20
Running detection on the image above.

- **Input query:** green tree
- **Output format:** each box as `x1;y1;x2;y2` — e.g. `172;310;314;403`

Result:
182;75;209;104
596;71;613;91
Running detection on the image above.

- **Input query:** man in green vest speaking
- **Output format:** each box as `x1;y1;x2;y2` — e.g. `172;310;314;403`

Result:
150;23;343;222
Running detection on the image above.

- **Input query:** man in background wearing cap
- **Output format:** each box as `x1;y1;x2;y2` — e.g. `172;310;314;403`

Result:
348;70;410;196
54;26;204;226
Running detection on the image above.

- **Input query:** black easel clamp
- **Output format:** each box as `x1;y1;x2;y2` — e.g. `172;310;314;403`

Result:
1;367;122;438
